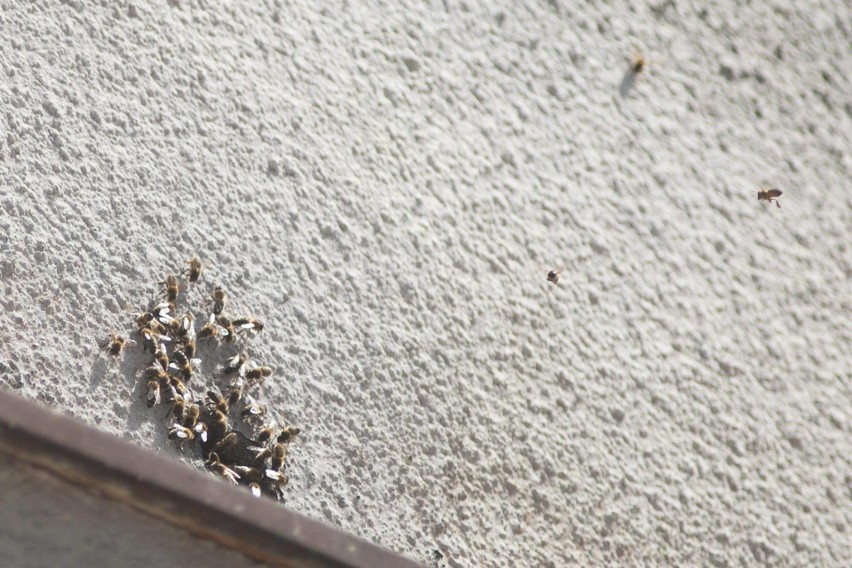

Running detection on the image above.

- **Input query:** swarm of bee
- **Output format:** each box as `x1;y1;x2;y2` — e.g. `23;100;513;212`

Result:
101;254;299;501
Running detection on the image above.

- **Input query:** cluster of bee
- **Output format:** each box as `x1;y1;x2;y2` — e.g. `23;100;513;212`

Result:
100;255;299;500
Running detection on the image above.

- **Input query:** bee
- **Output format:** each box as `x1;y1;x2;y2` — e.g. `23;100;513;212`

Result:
166;313;195;341
277;426;301;444
198;313;229;341
154;343;170;371
233;317;264;334
207;389;229;414
182;403;200;429
159;275;180;303
757;187;783;208
216;315;236;342
169;350;201;382
146;379;162;408
207;409;230;435
263;467;287;484
209;430;266;466
205;452;240;485
629;53;647;75
137;325;170;353
168;424;195;441
245;366;273;383
546;270;561;285
255;424;276;445
134;311;156;329
184;254;204;284
208;287;227;315
251;448;273;469
143;363;170;383
223;353;247;376
182;338;197;359
241;400;267;421
194;420;209;443
211;431;238;456
226;380;245;408
100;333;135;357
169;375;189;397
271;443;287;470
232;465;264;497
151;302;176;325
171;394;187;422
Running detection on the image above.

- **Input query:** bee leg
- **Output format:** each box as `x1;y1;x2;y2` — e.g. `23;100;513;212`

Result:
775;200;781;208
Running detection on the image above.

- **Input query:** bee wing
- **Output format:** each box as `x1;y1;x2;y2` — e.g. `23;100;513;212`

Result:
768;189;783;198
190;358;202;367
237;323;255;331
265;469;285;481
250;484;261;498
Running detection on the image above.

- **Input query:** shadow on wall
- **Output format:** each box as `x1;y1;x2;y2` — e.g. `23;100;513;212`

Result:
619;71;638;97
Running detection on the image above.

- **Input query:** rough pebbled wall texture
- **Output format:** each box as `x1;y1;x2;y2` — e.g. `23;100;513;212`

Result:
1;1;849;566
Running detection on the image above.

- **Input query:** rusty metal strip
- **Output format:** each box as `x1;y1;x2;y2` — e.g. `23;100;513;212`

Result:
0;391;423;568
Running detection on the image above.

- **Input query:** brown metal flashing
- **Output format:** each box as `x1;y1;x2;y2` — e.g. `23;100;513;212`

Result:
0;391;424;568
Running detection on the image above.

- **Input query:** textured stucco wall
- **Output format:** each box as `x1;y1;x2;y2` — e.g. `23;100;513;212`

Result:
0;1;849;566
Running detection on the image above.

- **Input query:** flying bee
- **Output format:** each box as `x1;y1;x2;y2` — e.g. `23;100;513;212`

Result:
277;426;301;444
271;443;287;470
169;350;201;382
205;452;240;485
159;274;180;303
208;287;227;315
168;424;195;441
198;313;229;341
245;366;273;383
184;254;204;284
216;315;236;342
546;269;562;285
629;53;647;74
223;353;247;375
100;333;135;357
757;187;783;208
207;389;229;414
233;317;264;335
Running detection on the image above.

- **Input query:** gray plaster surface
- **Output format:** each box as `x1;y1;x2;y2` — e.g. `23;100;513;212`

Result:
0;1;850;566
